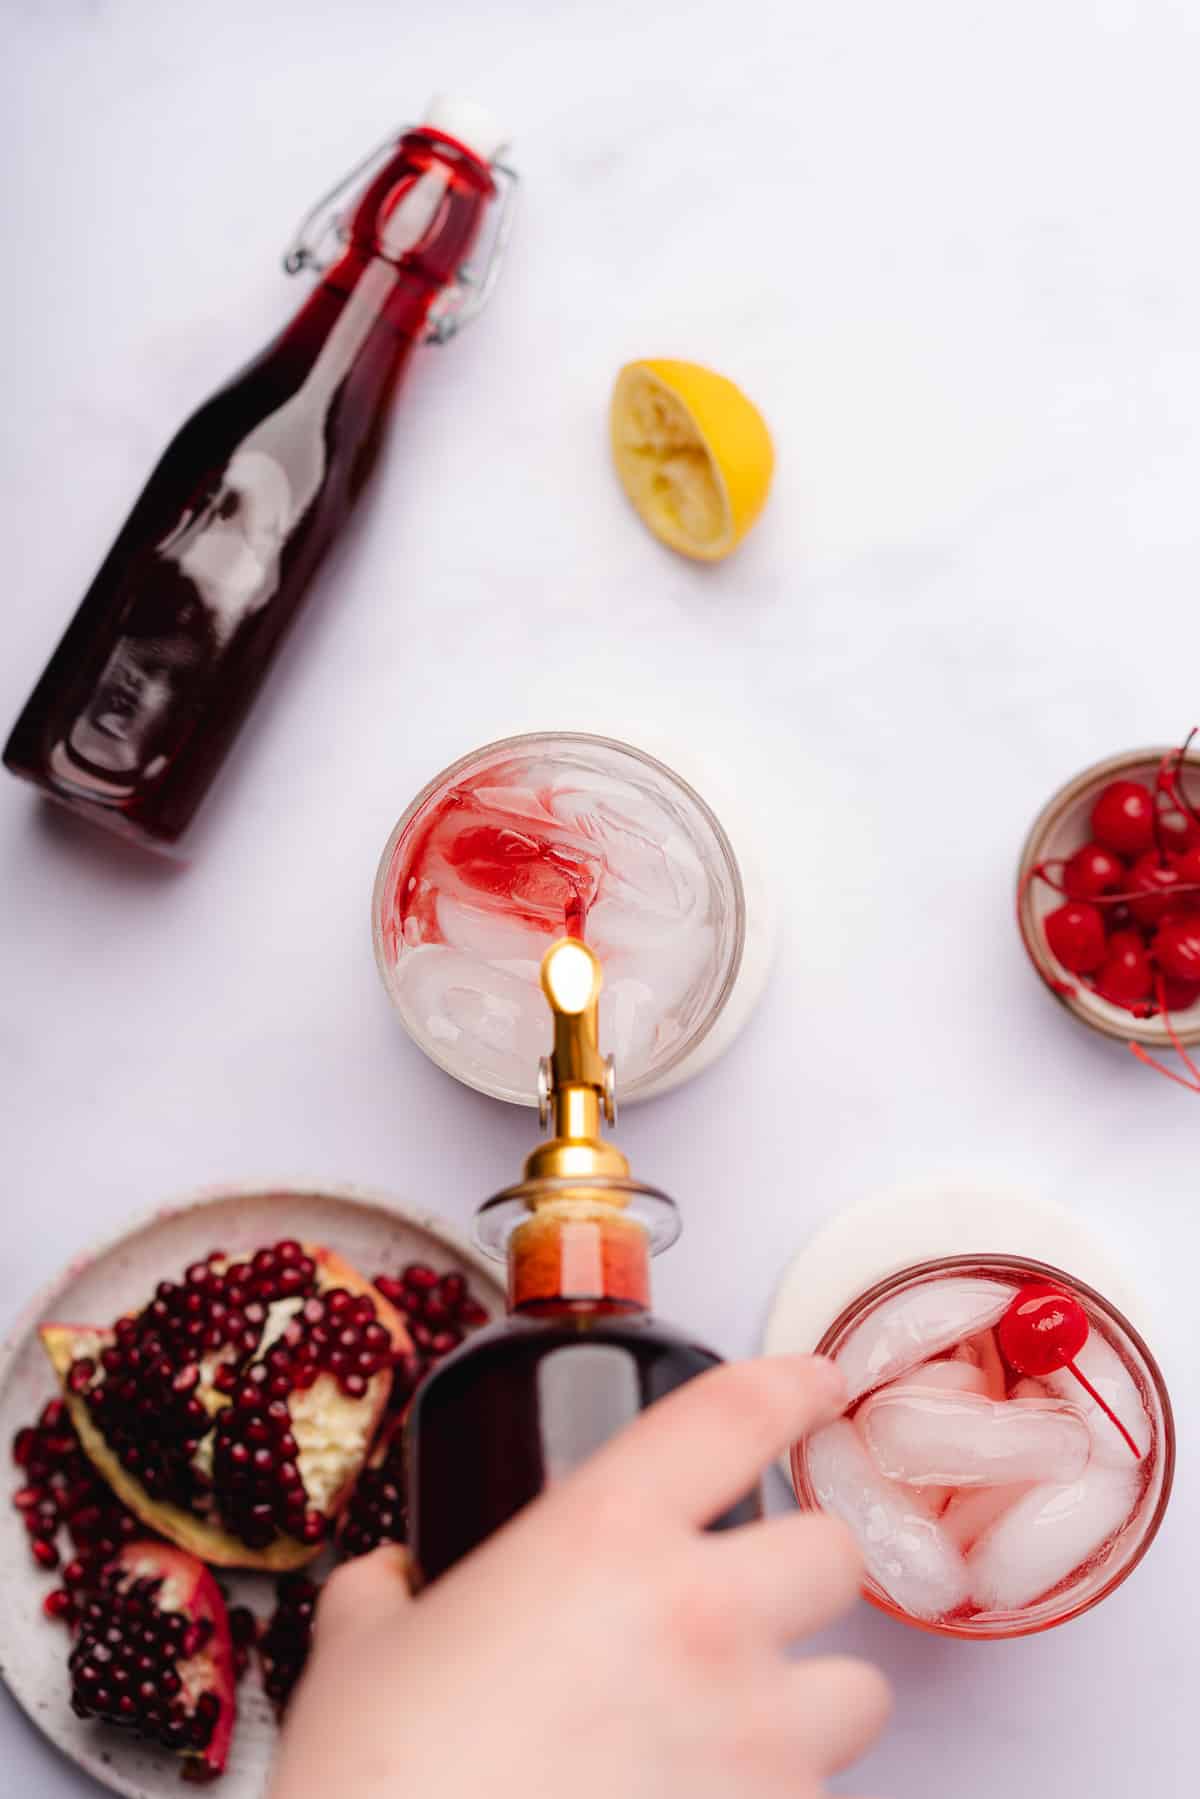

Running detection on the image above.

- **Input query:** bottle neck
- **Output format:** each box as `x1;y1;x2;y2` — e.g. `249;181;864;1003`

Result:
319;129;493;334
508;1205;651;1317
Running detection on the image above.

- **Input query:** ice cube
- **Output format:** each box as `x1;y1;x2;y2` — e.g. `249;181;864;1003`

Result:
836;1279;1017;1402
966;1330;1007;1400
398;946;548;1075
585;894;687;956
874;1360;987;1507
968;1465;1141;1612
942;1484;1033;1553
436;894;553;965
599;975;658;1075
1043;1332;1152;1467
860;1389;1091;1489
469;783;562;829
550;787;689;914
804;1420;969;1621
893;1359;988;1396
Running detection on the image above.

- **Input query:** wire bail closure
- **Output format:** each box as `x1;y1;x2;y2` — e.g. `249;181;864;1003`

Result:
281;125;518;346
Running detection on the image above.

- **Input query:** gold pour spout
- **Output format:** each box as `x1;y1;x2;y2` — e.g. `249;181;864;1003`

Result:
524;940;628;1187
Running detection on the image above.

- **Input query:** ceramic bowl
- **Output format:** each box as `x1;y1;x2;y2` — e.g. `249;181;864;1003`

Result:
1016;746;1200;1049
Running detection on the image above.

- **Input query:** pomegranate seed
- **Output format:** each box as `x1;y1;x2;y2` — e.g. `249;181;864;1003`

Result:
44;1588;76;1624
438;1272;467;1308
402;1264;438;1292
32;1537;60;1570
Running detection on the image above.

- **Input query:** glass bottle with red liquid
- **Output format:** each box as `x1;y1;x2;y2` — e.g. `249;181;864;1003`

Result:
406;937;758;1586
4;98;516;850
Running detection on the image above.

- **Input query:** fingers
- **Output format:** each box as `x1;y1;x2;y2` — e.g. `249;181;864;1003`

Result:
700;1512;864;1641
565;1356;846;1532
313;1544;411;1641
780;1654;892;1775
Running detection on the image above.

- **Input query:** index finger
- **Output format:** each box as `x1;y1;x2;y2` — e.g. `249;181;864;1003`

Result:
562;1355;846;1532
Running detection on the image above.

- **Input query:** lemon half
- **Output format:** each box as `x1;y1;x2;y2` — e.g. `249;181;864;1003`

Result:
610;359;774;562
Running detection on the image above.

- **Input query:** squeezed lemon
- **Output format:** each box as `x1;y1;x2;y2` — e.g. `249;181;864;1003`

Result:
610;359;774;562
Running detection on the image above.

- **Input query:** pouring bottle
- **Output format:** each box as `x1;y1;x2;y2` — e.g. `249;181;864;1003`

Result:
407;937;758;1586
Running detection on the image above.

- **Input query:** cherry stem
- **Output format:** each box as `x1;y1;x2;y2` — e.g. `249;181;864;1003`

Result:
1129;1045;1200;1093
1028;864;1200;908
1065;1360;1142;1460
1169;729;1200;828
1127;974;1200;1094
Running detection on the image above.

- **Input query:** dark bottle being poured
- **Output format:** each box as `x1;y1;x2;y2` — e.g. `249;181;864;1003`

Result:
407;938;758;1587
4;98;515;851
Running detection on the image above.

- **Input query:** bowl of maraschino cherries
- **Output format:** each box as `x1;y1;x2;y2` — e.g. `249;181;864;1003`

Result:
1018;731;1200;1085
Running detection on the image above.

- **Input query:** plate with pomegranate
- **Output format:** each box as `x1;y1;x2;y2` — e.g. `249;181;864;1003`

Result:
0;1184;503;1796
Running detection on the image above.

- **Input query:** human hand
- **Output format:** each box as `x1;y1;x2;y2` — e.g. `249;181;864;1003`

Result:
270;1355;889;1799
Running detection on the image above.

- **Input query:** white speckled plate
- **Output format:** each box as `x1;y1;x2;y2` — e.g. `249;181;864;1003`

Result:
0;1184;504;1799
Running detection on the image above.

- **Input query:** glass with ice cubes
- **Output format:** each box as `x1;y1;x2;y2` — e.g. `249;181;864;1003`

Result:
792;1256;1173;1637
373;731;769;1104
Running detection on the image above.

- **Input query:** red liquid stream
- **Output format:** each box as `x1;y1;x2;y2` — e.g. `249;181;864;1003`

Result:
5;130;495;847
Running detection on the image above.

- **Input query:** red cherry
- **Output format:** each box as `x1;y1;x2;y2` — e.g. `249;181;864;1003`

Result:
1062;841;1125;901
1158;810;1200;856
1127;852;1185;926
1159;976;1200;1013
1043;901;1107;974
1171;844;1200;901
1153;916;1200;982
998;1284;1088;1375
1096;930;1153;1007
1091;780;1156;857
997;1285;1141;1458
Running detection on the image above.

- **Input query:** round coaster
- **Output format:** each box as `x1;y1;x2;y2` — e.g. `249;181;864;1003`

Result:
761;1180;1145;1483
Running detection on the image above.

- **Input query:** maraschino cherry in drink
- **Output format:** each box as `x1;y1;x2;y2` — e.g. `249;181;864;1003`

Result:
5;98;513;850
792;1257;1173;1638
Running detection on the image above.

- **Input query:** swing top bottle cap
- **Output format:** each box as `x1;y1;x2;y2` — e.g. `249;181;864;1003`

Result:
422;94;509;166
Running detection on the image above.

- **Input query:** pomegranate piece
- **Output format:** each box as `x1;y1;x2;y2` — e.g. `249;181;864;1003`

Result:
1091;779;1156;857
1043;901;1106;975
41;1243;410;1571
68;1540;236;1782
259;1574;318;1714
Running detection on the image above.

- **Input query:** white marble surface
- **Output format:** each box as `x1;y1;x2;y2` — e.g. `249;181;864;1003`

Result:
2;2;1197;1793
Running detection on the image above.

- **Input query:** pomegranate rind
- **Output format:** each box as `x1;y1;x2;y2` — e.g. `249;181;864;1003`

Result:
40;1245;411;1572
98;1540;237;1780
